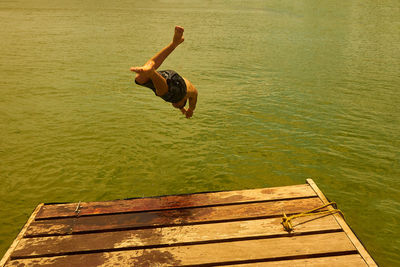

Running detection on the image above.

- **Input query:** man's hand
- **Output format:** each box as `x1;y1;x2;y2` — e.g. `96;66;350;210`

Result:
179;107;192;118
185;108;193;118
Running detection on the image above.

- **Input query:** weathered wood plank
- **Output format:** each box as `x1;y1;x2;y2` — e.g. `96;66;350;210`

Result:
6;232;357;267
307;179;377;267
231;254;367;266
13;215;341;258
36;184;316;219
25;197;324;237
0;204;43;267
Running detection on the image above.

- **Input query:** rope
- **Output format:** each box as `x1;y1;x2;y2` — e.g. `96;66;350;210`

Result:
281;202;344;232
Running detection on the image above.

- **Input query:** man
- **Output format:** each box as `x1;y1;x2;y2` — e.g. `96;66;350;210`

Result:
131;26;198;118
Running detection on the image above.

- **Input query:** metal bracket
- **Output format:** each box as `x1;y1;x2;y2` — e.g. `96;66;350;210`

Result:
74;201;81;216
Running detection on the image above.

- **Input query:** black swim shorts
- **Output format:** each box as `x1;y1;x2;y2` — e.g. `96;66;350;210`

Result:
135;70;187;103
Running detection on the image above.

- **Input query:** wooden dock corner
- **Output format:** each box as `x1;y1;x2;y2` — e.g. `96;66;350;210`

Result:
1;179;377;266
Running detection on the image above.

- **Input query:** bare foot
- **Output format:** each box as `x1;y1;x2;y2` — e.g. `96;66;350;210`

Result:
173;26;184;45
130;61;155;75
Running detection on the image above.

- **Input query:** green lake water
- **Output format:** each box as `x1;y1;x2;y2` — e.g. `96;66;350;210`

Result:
1;0;399;265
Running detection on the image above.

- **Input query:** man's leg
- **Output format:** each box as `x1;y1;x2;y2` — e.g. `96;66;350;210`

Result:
148;25;184;70
131;26;184;86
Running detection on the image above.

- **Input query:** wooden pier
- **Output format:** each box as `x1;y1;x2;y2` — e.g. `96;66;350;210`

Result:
1;179;377;266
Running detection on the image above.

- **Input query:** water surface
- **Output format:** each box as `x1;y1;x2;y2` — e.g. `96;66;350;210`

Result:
1;0;399;265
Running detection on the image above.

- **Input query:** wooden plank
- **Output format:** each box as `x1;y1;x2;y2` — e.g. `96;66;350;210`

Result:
231;254;367;266
6;232;357;267
36;184;316;219
25;197;324;237
0;204;43;267
13;214;341;259
306;179;377;267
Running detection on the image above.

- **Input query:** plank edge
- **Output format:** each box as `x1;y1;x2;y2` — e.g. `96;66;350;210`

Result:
42;184;313;206
306;178;377;267
36;196;319;221
36;184;316;220
13;228;345;259
0;203;44;267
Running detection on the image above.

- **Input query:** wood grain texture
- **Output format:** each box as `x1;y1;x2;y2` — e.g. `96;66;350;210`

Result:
6;232;357;267
3;182;376;267
231;254;367;266
36;184;316;219
25;197;324;237
13;215;341;258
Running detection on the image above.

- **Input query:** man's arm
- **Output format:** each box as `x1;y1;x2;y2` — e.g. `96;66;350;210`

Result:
185;88;198;118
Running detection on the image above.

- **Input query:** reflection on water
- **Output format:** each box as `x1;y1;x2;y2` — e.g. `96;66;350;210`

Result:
0;0;399;265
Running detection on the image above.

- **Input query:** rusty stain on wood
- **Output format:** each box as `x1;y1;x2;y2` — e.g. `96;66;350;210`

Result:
1;180;377;266
35;184;317;220
25;198;325;237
